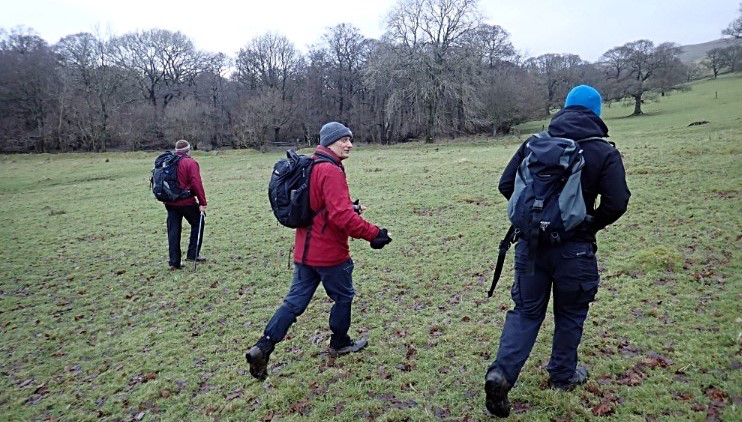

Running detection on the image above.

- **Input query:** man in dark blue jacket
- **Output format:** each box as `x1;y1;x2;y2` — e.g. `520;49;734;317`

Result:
485;85;631;417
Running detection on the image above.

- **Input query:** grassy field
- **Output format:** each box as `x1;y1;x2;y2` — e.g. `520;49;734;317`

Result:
1;74;740;421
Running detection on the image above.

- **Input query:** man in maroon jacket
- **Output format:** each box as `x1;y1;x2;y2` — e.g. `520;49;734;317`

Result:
246;122;392;380
165;139;207;269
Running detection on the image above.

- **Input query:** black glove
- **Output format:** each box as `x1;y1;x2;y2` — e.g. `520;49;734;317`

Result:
579;215;597;234
370;228;392;249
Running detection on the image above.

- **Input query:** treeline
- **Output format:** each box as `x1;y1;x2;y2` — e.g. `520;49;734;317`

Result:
0;0;735;153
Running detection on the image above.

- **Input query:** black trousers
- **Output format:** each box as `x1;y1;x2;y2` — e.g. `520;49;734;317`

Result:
165;205;204;267
488;241;599;385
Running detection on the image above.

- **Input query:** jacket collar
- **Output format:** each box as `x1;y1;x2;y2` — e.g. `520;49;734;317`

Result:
548;106;609;139
315;146;341;164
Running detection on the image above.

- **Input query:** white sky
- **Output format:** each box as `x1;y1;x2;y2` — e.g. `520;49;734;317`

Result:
1;0;737;62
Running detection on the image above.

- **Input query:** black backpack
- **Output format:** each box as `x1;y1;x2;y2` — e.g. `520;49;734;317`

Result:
269;150;338;228
150;151;193;202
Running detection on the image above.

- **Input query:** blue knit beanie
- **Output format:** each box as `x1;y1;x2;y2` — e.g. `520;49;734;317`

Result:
564;85;602;117
319;122;353;147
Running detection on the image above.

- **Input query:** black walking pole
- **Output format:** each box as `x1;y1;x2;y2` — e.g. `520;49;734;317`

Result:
488;226;516;297
194;211;204;272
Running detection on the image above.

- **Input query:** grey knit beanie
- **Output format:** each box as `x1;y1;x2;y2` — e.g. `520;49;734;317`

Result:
174;139;191;152
319;122;353;147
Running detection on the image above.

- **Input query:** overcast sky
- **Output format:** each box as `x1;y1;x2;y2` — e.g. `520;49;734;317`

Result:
1;0;737;62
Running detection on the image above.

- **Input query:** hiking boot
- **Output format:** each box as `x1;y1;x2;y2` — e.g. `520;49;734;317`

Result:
329;338;368;357
549;365;589;391
484;368;512;418
186;255;206;262
245;345;271;381
169;263;181;270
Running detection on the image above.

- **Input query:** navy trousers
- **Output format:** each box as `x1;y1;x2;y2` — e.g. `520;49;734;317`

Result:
165;205;204;268
263;259;356;349
489;240;600;385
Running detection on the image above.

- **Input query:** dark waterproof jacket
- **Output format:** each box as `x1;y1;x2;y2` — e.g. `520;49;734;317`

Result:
498;106;631;243
294;146;380;266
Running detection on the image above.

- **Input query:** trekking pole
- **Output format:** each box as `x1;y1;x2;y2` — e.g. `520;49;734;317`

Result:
488;226;516;297
194;211;204;272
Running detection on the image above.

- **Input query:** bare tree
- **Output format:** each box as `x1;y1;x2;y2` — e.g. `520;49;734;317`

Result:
684;63;704;82
719;44;741;72
314;24;369;125
601;46;631;80
385;0;482;140
192;52;233;149
361;40;406;144
703;48;726;78
234;32;303;146
525;53;586;114
609;40;683;115
470;24;518;68
651;55;688;97
0;27;60;152
109;29;203;144
598;46;633;104
723;2;742;39
480;62;542;135
460;24;525;134
55;32;130;151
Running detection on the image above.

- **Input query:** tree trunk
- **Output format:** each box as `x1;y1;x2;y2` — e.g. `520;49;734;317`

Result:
101;101;109;152
633;94;643;115
57;95;65;151
426;100;436;142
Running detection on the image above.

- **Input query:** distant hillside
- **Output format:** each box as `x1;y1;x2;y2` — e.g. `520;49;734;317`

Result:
679;38;742;63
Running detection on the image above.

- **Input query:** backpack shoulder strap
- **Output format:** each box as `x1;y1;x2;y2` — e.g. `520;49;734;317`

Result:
313;151;340;165
312;152;343;173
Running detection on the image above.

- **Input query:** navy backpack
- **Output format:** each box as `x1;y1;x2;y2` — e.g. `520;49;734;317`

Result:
151;151;193;202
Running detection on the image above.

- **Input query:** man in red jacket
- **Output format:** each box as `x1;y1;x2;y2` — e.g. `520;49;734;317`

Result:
164;139;207;269
246;122;392;380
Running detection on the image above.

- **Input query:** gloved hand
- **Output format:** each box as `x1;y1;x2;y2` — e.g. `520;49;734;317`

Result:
579;215;597;234
370;228;392;249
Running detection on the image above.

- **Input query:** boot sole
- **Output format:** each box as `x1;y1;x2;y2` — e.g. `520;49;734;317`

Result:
329;340;368;357
485;376;511;417
245;351;268;380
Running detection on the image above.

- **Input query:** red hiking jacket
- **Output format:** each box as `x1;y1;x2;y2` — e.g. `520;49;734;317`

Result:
294;146;380;266
165;152;207;207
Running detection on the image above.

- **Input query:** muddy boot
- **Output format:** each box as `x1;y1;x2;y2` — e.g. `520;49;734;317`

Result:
245;338;274;380
549;364;589;391
329;338;368;358
485;368;512;418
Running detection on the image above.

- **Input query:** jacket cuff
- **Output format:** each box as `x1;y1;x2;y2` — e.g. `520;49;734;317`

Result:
365;225;381;242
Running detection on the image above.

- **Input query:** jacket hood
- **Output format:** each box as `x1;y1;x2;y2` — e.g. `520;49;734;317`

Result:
548;106;609;139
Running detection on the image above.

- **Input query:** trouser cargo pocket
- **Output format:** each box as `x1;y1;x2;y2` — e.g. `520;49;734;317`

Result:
554;242;600;305
577;279;599;304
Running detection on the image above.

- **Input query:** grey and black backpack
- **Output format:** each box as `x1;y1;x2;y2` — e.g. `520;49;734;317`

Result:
489;132;605;296
508;131;587;244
